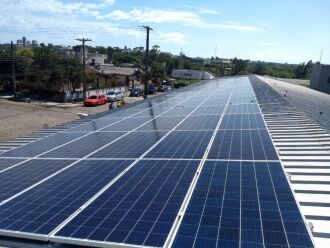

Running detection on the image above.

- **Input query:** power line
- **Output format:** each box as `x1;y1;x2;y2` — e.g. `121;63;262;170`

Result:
75;38;91;100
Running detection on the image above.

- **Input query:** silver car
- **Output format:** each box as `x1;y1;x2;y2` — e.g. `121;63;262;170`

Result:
106;90;124;101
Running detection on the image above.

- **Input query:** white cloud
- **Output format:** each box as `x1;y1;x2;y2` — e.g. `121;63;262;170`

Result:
207;23;261;31
155;32;188;45
2;0;115;16
182;5;219;15
99;8;262;32
99;8;201;26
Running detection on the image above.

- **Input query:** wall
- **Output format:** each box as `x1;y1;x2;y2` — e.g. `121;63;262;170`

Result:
311;63;330;94
171;70;203;80
63;80;142;102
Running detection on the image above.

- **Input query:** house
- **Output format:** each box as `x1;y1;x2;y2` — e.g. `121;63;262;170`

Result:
75;47;107;66
87;64;142;89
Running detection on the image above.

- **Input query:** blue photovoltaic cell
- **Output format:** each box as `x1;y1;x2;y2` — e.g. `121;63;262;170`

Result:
161;107;196;117
220;114;266;130
89;131;167;158
67;117;123;132
0;160;132;235
103;109;142;118
146;131;213;159
0;159;74;202
40;132;126;158
207;129;278;160
192;106;225;116
176;115;220;131
138;108;170;117
176;100;205;108
225;104;260;114
101;117;153;131
172;161;313;248
203;99;229;107
137;116;185;131
54;159;200;247
0;158;24;171
0;133;83;158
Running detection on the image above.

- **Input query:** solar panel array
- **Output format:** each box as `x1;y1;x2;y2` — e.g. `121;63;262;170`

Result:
0;77;314;248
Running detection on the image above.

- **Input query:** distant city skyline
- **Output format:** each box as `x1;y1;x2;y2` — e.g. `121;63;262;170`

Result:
0;0;329;64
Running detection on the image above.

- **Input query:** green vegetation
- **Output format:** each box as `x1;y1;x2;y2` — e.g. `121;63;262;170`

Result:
0;44;82;98
0;43;315;99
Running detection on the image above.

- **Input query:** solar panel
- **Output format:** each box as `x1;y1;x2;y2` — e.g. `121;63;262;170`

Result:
207;129;278;160
138;108;170;117
53;159;200;247
0;160;132;235
0;159;24;171
192;106;225;116
176;115;220;131
89;131;167;158
146;131;213;159
219;114;266;129
226;103;260;114
40;132;126;158
0;133;83;158
67;117;124;132
172;161;313;248
137;116;185;131
161;107;197;117
101;117;153;131
0;76;314;248
0;159;74;202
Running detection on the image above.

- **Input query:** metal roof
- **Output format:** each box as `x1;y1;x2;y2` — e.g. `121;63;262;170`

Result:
252;75;330;248
0;76;318;248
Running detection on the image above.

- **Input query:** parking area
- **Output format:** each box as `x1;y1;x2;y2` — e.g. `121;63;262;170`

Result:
0;92;163;142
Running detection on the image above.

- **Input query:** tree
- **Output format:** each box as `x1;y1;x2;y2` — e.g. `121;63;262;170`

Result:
16;47;34;58
151;61;166;81
149;45;160;62
253;62;266;75
304;60;313;79
294;63;306;79
232;58;248;75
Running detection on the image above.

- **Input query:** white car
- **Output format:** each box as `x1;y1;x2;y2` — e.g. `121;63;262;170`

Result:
106;90;124;102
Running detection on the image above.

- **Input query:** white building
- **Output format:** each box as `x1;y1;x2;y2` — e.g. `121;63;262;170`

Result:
171;69;215;80
76;47;107;66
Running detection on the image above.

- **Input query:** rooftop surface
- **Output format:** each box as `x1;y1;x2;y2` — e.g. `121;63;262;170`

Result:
0;76;325;248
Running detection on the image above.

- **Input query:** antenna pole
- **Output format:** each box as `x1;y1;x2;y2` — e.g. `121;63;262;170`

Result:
319;49;323;63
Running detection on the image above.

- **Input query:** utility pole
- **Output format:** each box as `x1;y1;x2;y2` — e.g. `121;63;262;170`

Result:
10;41;16;98
142;26;153;99
75;38;91;100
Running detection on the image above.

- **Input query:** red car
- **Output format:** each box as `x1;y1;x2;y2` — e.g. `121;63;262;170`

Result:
84;94;108;106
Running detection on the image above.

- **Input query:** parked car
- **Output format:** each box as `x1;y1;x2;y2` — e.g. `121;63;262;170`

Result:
158;84;171;92
147;85;156;94
84;94;107;106
106;90;124;102
130;88;143;97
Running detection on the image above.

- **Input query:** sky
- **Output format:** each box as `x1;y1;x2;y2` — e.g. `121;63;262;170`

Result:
0;0;329;64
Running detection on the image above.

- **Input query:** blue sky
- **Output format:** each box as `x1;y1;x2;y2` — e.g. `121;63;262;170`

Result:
1;0;329;64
